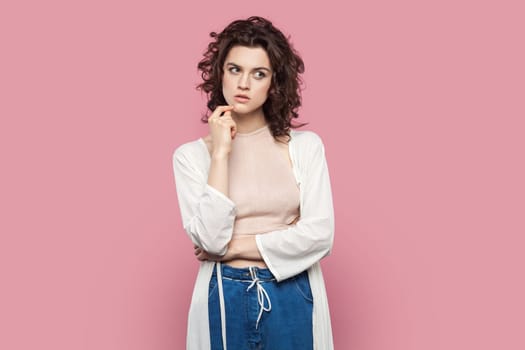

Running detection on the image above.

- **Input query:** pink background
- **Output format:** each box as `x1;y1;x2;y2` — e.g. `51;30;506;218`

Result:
1;0;524;349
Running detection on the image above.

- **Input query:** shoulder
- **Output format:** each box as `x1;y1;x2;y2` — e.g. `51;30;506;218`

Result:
289;129;328;175
172;137;207;165
290;129;326;151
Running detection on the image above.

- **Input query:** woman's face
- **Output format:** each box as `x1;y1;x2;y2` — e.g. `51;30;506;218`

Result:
222;45;273;116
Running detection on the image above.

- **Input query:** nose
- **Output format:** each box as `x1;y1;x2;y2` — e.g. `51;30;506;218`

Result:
238;73;250;90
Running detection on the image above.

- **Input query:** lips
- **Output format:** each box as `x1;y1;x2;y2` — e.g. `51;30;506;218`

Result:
234;95;250;103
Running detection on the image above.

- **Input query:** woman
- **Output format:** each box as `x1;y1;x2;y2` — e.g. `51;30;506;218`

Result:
172;16;335;350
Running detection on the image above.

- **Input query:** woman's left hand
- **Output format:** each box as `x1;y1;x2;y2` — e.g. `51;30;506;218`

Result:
193;236;260;262
194;244;233;262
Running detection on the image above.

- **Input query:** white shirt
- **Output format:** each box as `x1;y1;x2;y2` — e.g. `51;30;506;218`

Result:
172;128;335;349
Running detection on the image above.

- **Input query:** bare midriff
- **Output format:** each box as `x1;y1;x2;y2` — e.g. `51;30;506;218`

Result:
225;259;268;268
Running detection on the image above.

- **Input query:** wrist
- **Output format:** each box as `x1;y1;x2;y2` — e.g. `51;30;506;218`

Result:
211;148;230;159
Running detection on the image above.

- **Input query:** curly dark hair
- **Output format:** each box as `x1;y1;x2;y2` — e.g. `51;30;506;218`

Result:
196;16;308;142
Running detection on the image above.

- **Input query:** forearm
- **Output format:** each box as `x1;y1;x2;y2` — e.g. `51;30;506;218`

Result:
225;235;262;261
194;235;263;262
207;151;230;198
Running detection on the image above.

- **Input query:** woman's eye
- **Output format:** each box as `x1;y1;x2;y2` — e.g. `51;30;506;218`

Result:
254;71;266;79
229;67;240;73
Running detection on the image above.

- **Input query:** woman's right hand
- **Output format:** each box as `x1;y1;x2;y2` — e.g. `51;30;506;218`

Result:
208;105;237;156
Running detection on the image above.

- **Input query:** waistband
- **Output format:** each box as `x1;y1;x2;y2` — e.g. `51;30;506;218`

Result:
212;263;275;281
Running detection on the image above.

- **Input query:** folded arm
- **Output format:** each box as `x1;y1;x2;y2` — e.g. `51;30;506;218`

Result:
255;133;335;282
172;146;237;256
176;133;335;280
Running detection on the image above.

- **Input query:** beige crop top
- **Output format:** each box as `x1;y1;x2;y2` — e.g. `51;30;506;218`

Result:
227;124;300;235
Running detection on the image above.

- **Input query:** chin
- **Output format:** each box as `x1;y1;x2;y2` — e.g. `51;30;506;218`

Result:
232;103;250;111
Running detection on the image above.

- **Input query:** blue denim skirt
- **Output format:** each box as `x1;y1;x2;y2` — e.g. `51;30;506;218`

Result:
208;263;313;350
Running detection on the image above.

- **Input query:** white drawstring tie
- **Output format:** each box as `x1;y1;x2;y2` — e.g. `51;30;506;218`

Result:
216;262;227;350
246;266;272;329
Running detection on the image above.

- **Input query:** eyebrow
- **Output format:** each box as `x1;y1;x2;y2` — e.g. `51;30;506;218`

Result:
225;62;272;73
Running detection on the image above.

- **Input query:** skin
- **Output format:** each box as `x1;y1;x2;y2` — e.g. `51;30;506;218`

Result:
195;45;275;268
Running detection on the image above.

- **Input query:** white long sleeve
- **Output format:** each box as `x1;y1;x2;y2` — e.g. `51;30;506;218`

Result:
172;144;237;256
255;131;335;282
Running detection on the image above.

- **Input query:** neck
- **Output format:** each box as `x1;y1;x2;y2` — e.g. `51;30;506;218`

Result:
231;108;267;134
